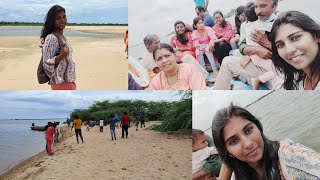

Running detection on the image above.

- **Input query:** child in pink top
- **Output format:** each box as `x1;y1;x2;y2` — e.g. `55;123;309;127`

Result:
192;17;219;77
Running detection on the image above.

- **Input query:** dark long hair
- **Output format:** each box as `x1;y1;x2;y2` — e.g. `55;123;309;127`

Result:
40;5;65;44
174;20;191;45
270;11;320;90
193;17;202;30
213;11;227;28
235;5;245;34
212;104;280;180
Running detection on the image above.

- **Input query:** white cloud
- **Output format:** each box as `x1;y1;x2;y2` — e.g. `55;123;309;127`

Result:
0;91;181;119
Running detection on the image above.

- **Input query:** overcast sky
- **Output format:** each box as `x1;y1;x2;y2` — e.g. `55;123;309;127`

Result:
0;90;181;119
0;0;127;23
193;91;270;132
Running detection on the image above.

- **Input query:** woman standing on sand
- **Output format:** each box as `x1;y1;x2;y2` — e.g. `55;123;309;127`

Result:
41;5;76;90
45;122;55;156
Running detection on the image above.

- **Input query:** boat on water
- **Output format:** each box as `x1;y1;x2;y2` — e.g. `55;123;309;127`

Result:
30;126;46;131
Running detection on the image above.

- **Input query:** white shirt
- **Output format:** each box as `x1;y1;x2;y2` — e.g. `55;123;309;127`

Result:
99;120;104;127
192;146;218;174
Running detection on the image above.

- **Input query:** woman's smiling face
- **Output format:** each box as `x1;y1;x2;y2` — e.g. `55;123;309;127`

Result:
55;11;67;30
223;116;264;167
275;23;319;73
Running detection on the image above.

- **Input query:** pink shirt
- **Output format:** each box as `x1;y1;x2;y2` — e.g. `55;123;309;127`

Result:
192;27;216;46
212;21;234;44
147;63;206;90
45;126;54;141
192;27;217;56
170;31;194;51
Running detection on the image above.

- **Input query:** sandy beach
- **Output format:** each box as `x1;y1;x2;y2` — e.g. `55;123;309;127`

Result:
66;26;127;35
1;122;191;180
0;26;128;90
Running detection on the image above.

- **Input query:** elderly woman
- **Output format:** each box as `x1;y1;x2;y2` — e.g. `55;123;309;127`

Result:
41;5;76;90
211;11;234;64
170;20;196;60
212;104;320;179
270;11;320;90
147;43;206;90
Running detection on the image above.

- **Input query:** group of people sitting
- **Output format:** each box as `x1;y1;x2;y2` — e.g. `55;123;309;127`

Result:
129;0;320;90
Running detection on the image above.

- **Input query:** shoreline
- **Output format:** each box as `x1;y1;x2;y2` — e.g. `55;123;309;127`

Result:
0;35;128;90
0;126;72;179
1;122;191;180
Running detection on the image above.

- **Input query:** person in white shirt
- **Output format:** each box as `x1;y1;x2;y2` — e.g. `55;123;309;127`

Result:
99;118;104;133
192;129;218;175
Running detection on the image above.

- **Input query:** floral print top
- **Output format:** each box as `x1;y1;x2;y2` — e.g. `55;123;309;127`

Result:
42;33;76;84
278;139;320;179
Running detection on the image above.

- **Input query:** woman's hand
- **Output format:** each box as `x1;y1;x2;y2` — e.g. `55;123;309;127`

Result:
61;45;69;56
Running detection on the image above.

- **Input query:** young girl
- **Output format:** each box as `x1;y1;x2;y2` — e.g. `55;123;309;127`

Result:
41;5;76;90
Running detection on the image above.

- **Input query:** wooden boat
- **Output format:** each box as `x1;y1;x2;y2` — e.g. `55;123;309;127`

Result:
30;126;45;131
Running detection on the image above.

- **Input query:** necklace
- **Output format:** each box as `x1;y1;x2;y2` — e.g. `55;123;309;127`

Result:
165;65;180;86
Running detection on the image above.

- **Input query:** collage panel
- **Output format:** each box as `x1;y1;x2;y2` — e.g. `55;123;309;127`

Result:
193;90;320;179
0;1;128;90
0;90;192;180
128;0;320;90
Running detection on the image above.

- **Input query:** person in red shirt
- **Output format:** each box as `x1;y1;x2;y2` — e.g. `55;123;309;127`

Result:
45;122;55;156
121;112;130;138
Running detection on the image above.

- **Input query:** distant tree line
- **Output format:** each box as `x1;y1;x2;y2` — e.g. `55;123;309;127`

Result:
0;21;128;26
69;91;192;132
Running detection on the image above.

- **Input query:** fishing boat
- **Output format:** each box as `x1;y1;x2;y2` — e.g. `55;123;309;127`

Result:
30;125;46;131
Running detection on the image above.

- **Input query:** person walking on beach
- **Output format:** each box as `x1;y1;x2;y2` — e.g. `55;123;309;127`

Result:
121;112;130;138
99;118;104;133
41;5;76;90
114;114;120;128
124;30;128;58
54;122;60;143
45;122;55;156
71;115;84;143
134;115;139;131
86;120;90;131
109;114;116;141
140;112;145;128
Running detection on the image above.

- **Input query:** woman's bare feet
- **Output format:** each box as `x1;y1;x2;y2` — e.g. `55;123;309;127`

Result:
251;77;261;90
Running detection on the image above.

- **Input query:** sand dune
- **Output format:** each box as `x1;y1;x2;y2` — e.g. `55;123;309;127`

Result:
1;122;191;180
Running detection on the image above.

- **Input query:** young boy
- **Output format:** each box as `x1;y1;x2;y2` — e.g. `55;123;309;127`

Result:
192;129;218;175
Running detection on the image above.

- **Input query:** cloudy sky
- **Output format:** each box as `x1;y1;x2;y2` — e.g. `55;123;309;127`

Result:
0;0;127;23
0;91;181;119
192;91;270;132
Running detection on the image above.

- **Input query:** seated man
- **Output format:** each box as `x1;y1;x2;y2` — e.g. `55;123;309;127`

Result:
213;0;283;90
140;34;161;80
195;6;215;28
